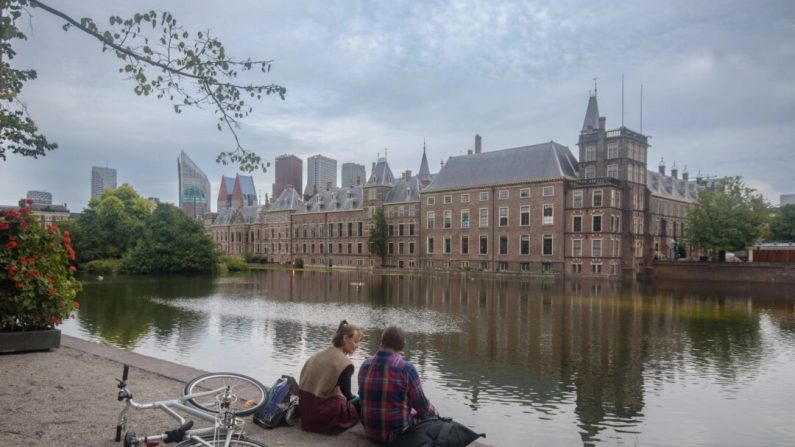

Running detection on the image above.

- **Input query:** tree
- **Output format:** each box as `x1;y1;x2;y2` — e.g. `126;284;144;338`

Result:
368;208;387;266
122;203;218;273
686;177;770;255
1;0;285;172
769;204;795;241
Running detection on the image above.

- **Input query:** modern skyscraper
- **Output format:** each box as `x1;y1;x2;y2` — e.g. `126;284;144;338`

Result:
341;162;366;187
304;154;337;199
273;154;302;201
26;190;53;205
91;166;117;199
177;151;211;218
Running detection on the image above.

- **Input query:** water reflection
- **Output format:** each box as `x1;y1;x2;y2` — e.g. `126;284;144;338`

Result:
65;271;795;446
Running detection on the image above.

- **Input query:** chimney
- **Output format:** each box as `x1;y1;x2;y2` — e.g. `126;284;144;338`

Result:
475;134;482;154
671;163;678;180
598;117;606;130
682;165;689;182
326;181;333;191
467;149;473;155
404;170;412;180
658;157;665;175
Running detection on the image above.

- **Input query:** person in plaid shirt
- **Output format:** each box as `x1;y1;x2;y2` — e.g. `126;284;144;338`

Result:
357;326;439;443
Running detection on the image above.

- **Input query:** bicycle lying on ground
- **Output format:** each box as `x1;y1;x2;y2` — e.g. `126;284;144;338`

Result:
114;365;269;447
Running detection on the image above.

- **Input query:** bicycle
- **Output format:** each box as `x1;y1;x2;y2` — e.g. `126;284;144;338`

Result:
114;364;270;447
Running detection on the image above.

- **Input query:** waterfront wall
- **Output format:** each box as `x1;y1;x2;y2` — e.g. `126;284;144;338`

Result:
646;261;795;283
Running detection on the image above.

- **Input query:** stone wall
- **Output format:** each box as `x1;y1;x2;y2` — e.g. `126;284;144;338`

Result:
645;261;795;283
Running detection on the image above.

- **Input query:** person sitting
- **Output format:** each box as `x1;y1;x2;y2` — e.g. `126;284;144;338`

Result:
298;319;363;433
358;325;439;443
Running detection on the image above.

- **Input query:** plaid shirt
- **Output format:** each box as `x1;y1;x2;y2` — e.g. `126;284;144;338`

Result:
357;349;438;443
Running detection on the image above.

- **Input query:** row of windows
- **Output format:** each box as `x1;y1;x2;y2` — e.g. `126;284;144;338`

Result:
572;215;621;233
425;186;554;206
426;205;554;229
388;223;415;236
296;242;366;255
572;189;621;208
293;222;366;238
427;235;555;256
571;238;621;257
386;205;417;218
584;142;646;163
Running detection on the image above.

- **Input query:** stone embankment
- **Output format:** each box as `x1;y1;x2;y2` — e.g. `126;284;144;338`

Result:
0;335;491;446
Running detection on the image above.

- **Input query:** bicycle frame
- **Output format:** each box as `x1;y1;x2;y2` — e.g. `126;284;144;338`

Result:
116;367;249;446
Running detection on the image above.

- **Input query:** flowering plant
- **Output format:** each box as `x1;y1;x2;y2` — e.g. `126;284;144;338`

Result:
0;200;81;331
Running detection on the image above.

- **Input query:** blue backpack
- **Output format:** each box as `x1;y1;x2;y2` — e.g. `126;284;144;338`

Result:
253;375;299;429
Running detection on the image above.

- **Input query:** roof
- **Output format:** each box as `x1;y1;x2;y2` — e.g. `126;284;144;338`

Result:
385;176;422;203
646;171;701;202
424;141;578;192
582;94;600;132
238;175;256;197
367;158;395;186
419;147;431;180
221;176;235;196
303;186;363;212
269;187;303;211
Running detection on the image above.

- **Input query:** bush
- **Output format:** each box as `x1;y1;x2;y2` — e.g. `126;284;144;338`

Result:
1;201;82;331
293;258;304;269
83;258;123;273
220;255;249;272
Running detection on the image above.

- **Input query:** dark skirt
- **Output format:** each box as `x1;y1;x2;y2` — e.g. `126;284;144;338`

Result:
299;389;359;433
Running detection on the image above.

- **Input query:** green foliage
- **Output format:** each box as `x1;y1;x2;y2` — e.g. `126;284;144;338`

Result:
1;0;286;172
74;184;154;262
687;177;770;253
293;258;304;269
219;255;249;272
82;258;122;273
368;208;388;265
0;200;81;331
242;252;256;263
122;203;218;274
769;204;795;241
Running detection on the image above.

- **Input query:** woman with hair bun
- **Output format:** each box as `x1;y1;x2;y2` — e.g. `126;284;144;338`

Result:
298;319;363;432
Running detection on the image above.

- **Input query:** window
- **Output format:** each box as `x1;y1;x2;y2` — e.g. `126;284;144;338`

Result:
607;142;619;159
338;223;343;237
479;191;489;201
499;207;509;226
389;225;394;236
480;261;488;271
593;190;603;207
572;263;582;273
573;216;582;232
498;262;508;272
607;164;618;179
573;239;582;257
499;236;508;255
461;236;469;254
358;243;363;254
479;208;489;227
427;196;435;205
388;242;394;254
520;188;530;198
479;236;488;255
409;241;415;254
358;222;363;236
520;262;530;272
593;215;602;232
409;224;415;236
520;206;530;226
543;235;553;256
585;166;595;179
592;239;602;257
543;205;553;225
592;264;602;273
499;190;509;200
573;190;583;208
427;238;434;254
585;146;596;161
443;195;452;204
444;237;451;254
427;211;435;229
520;235;529;255
444;210;452;229
348;243;352;254
461;209;470;229
399;224;404;236
543;186;554;197
461;193;470;203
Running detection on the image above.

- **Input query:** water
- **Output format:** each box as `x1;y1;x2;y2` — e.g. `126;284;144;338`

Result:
61;270;795;446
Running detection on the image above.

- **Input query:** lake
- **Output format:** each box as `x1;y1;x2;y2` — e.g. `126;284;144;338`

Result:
61;269;795;446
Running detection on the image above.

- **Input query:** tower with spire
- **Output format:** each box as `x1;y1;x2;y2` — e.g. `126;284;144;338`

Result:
418;139;432;187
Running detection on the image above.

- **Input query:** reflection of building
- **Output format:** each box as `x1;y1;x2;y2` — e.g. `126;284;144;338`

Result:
304;155;337;199
26;190;52;205
207;88;707;278
91;166;117;199
341;162;366;187
218;174;257;210
177;151;211;218
273;154;302;202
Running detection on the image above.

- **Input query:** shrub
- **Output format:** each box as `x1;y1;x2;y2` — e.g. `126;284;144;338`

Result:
83;258;123;273
1;201;82;331
220;255;249;272
293;258;304;269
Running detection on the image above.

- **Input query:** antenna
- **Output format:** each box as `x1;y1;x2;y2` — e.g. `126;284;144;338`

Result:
621;74;625;127
593;77;598;95
640;84;644;134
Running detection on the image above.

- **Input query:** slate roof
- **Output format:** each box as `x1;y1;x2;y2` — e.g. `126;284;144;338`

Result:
239;205;261;223
582;94;600;132
303;186;363;212
213;208;237;225
269;187;303;211
424;141;578;192
221;176;235;195
385;176;422;203
646;171;701;202
238;175;256;197
367;158;395;186
419;148;431;180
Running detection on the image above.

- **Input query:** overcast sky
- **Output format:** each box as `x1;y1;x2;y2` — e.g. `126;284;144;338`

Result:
3;0;794;211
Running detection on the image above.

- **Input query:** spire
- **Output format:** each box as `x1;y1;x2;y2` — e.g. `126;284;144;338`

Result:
581;91;600;132
419;142;431;178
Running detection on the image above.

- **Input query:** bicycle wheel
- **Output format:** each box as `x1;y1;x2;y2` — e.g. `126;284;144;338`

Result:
175;436;267;447
183;373;267;416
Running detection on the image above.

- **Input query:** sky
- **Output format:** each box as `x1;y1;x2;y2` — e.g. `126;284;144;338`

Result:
2;0;794;211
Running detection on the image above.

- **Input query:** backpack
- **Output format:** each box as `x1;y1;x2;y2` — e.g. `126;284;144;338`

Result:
253;375;300;429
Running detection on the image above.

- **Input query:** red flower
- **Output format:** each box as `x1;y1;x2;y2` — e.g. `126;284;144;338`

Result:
5;240;17;250
15;281;25;289
63;230;71;237
26;198;34;205
73;301;80;310
19;257;28;266
20;207;31;216
63;237;71;244
48;288;58;296
69;265;77;272
20;221;30;230
0;222;9;231
6;264;18;273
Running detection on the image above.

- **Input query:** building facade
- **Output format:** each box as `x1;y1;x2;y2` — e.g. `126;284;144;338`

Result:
218;174;257;210
207;93;704;278
177;151;211;218
26;190;53;205
91;166;117;199
341;162;367;188
304;155;337;199
273;154;302;201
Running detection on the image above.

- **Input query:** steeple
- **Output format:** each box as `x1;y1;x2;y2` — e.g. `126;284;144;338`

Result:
581;92;600;133
418;139;432;187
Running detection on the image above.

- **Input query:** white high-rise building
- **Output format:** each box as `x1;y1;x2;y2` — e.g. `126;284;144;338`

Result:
341;162;366;187
91;166;117;199
304;155;337;199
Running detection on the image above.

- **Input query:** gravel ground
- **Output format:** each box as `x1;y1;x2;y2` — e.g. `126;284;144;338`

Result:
0;335;491;447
